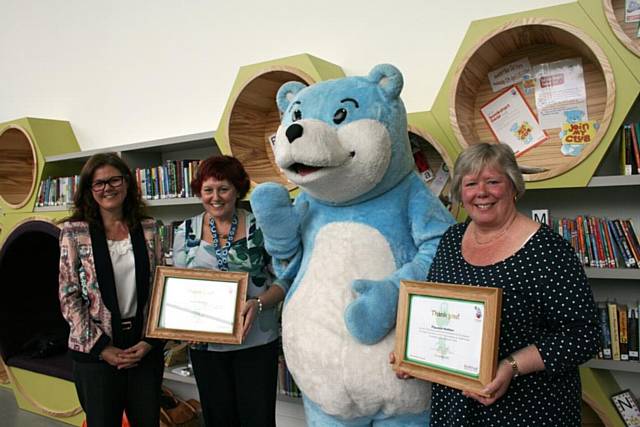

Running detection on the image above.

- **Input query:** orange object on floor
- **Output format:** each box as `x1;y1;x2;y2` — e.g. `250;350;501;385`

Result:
81;412;130;427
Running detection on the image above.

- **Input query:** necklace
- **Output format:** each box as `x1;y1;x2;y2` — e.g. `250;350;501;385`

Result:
472;214;518;246
209;213;238;271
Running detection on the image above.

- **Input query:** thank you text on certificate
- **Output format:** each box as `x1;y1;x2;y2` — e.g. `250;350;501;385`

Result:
406;295;485;378
159;277;238;334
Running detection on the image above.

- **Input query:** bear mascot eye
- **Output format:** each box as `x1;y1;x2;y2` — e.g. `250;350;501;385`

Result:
292;108;302;122
333;108;347;124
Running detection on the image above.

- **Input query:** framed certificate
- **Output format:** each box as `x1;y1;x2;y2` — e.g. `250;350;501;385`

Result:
394;281;502;397
145;266;249;344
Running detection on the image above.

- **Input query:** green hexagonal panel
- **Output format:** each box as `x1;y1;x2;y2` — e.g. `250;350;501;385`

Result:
0;211;83;426
0;118;79;214
579;0;640;75
430;2;640;190
215;53;344;190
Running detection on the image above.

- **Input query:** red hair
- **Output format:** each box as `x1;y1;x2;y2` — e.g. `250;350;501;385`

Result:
191;155;250;199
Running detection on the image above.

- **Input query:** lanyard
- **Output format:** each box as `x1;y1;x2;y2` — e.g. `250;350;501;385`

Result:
209;212;238;271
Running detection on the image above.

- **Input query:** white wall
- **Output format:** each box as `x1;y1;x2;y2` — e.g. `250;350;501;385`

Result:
0;0;571;150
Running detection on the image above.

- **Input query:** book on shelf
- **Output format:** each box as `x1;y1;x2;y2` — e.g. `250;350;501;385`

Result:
620;220;640;266
277;354;301;398
630;124;640;175
597;302;613;360
157;220;183;266
629;307;639;361
551;215;640;269
134;159;200;201
619;304;630;361
595;301;640;363
609;302;621;361
619;121;640;175
35;175;79;208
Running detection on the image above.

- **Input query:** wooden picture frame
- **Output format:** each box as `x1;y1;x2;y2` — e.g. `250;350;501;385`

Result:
394;281;502;397
145;266;249;344
611;389;640;427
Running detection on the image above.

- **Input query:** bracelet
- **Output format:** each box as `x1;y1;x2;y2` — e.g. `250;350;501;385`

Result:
505;355;520;378
255;297;263;314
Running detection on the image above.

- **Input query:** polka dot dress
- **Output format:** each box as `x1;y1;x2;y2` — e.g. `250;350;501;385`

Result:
428;223;600;427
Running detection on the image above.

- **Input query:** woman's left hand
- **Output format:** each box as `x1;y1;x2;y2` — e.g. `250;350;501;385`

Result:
241;299;259;340
462;359;513;406
117;341;152;369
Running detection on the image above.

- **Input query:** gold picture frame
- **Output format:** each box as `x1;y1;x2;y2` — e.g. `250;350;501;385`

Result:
394;280;502;397
145;266;249;344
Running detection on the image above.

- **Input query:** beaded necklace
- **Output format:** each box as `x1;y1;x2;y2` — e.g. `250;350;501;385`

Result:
209;212;238;271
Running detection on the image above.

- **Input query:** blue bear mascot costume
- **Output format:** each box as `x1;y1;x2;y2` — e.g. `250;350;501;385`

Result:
251;64;454;426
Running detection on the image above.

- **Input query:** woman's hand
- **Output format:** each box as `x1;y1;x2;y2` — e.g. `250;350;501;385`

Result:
100;345;125;367
241;299;259;340
388;351;414;380
116;341;152;369
462;359;513;406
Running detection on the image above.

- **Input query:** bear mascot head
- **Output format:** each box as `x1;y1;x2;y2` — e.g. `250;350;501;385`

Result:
251;64;454;426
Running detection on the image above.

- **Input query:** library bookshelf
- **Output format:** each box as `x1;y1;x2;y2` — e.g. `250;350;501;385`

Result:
0;126;307;425
518;133;640;427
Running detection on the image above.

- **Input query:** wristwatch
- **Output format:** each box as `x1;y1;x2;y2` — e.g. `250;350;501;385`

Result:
505;355;520;378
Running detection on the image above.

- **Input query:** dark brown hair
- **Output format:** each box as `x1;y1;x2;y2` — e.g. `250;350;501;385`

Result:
191;155;250;200
62;152;148;228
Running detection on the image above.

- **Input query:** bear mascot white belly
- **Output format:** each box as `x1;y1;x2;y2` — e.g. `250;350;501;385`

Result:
250;64;454;426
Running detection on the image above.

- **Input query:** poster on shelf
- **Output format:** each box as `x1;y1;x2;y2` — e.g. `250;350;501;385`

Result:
428;163;449;197
532;58;588;130
480;85;548;156
625;0;640;22
487;58;532;93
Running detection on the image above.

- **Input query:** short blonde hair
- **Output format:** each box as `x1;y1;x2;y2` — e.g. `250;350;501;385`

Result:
450;143;525;203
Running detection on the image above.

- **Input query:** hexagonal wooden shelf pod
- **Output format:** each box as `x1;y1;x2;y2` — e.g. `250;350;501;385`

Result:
578;0;640;80
407;111;463;219
216;53;344;190
430;2;640;189
0;118;79;213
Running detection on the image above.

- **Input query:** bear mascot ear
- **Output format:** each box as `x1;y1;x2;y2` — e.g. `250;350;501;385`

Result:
277;81;307;113
368;64;403;101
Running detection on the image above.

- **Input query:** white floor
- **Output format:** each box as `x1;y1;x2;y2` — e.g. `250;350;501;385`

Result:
0;387;68;427
0;385;306;427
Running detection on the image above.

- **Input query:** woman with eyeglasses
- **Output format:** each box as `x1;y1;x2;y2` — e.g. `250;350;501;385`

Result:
59;152;164;427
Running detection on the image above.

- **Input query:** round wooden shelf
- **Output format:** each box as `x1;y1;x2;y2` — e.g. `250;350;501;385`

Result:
603;0;640;57
408;128;461;218
449;19;615;182
0;126;37;209
226;67;315;190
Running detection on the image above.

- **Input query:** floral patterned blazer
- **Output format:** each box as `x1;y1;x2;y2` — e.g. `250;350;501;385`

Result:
59;218;161;362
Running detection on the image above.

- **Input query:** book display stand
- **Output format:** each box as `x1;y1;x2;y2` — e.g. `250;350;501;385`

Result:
0;126;37;210
602;0;640;58
215;53;345;191
407;111;462;219
449;18;616;183
0;119;84;425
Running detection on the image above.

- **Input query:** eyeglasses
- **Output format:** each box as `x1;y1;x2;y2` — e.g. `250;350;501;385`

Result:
91;175;125;191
